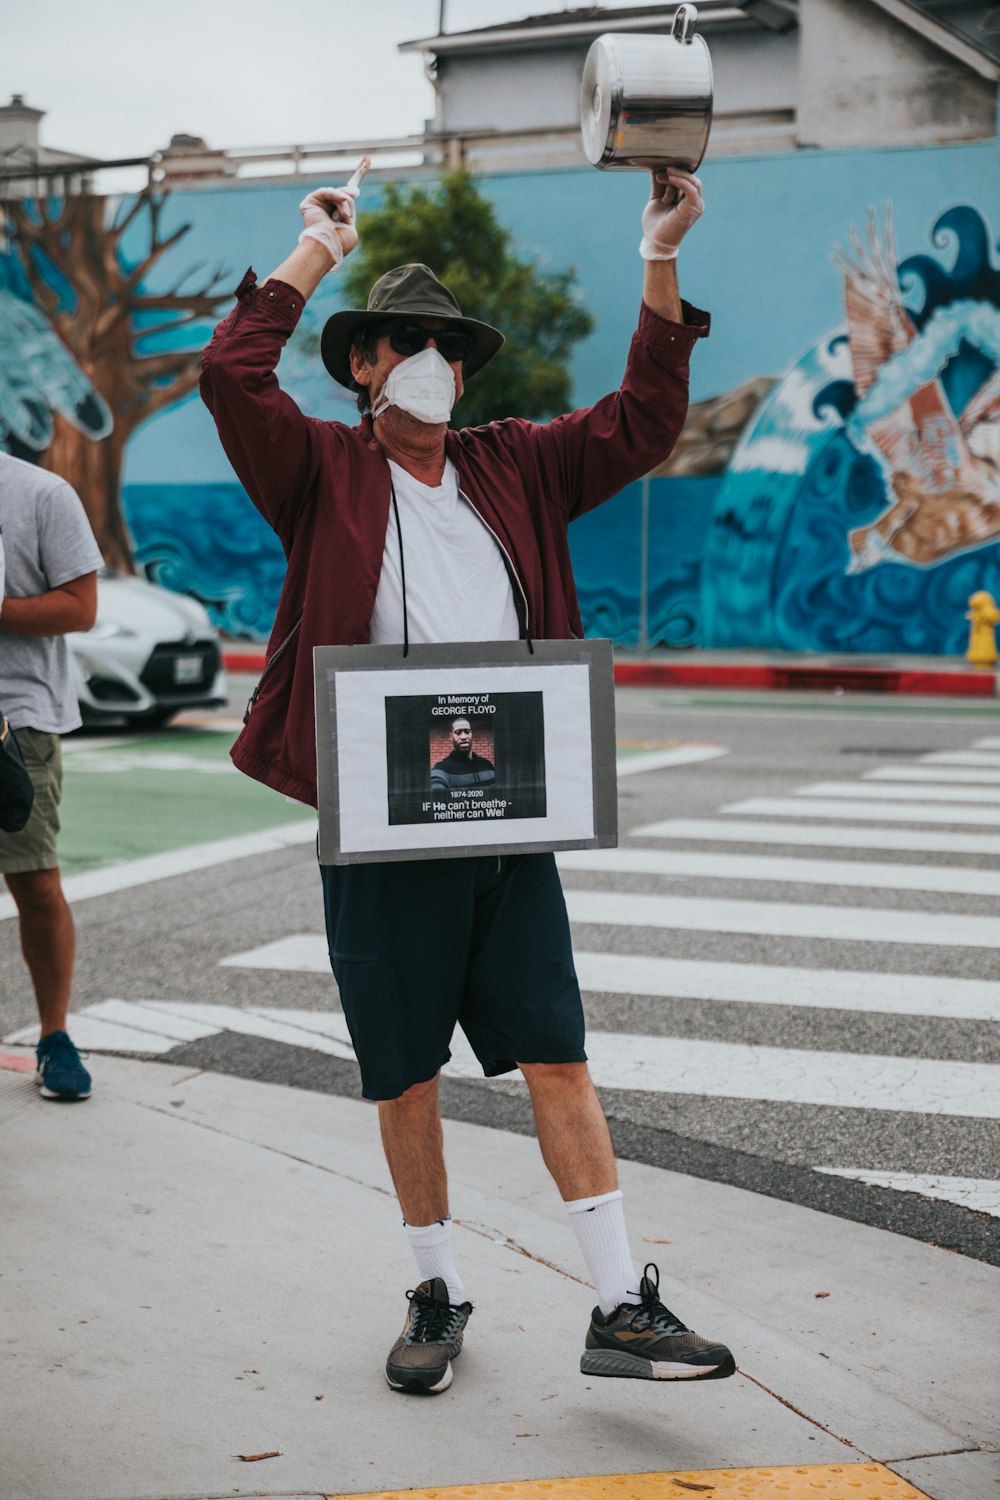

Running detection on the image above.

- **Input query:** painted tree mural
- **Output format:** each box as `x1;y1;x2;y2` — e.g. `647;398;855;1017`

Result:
3;191;228;571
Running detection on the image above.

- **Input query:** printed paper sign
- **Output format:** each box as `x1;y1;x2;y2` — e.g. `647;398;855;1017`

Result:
314;640;617;864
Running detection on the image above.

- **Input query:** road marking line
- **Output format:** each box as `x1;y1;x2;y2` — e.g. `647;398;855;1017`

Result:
724;797;1000;826
615;744;728;777
142;1000;357;1059
5;1000;358;1061
800;780;1000;804
0;820;317;924
557;846;1000;896
3;1013;184;1054
220;935;330;972
63;735;131;752
83;998;221;1041
220;934;1000;1020
10;1000;998;1120
863;765;1000;784
815;1168;1000;1218
564;889;1000;948
631;816;1000;854
972;738;1000;750
923;749;1000;766
576;1033;1000;1118
64;749;238;775
571;951;1000;1021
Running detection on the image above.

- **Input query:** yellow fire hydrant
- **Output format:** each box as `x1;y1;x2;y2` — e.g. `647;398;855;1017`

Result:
966;590;1000;667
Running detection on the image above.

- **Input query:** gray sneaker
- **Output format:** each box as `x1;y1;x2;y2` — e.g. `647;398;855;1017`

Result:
385;1277;472;1395
581;1264;735;1381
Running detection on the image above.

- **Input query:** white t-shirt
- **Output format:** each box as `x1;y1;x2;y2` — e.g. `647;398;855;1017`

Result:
370;458;521;646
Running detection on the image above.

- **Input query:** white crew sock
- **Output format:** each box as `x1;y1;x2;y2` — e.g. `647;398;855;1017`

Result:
404;1217;465;1305
566;1189;642;1316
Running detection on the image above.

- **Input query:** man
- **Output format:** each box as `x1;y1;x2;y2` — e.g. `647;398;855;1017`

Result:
0;451;102;1100
431;717;495;797
202;168;735;1394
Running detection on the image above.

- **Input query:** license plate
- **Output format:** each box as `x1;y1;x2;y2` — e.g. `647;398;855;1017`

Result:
173;654;203;685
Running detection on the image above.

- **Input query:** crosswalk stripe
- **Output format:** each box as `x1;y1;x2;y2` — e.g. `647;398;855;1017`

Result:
616;745;728;777
814;1168;1000;1218
141;999;357;1059
724;797;1000;826
2;1014;184;1053
863;765;1000;785
572;951;1000;1020
800;780;1000;804
13;999;998;1120
220;935;329;972
217;936;1000;1021
630;817;1000;855
574;1033;1000;1118
922;750;1000;767
563;889;1000;948
557;847;1000;896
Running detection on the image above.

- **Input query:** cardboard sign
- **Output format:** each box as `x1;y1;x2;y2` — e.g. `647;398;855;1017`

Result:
314;639;617;864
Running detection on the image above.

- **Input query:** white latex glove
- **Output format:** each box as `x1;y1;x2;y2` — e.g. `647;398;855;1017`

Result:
640;169;704;261
298;186;359;268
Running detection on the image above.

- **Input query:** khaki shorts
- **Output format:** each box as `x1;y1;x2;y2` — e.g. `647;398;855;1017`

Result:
0;728;62;874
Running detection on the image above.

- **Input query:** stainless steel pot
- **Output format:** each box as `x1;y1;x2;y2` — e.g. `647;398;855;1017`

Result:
580;5;713;172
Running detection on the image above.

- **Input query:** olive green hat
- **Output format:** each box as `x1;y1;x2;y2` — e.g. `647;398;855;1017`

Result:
320;263;505;388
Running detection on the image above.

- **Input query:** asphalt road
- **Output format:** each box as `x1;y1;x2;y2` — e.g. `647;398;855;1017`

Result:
3;680;999;1266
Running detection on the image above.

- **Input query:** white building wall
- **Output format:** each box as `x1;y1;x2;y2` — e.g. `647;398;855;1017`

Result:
798;0;996;148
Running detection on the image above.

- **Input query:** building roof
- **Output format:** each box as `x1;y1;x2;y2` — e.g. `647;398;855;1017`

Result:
886;0;1000;71
400;3;755;55
402;0;1000;74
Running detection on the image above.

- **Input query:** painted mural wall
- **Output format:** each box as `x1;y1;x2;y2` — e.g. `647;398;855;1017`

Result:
1;133;997;653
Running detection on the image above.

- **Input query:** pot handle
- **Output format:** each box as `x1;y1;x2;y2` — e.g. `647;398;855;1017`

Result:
671;3;698;42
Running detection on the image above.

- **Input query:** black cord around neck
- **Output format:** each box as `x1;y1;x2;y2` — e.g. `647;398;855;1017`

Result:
389;479;409;658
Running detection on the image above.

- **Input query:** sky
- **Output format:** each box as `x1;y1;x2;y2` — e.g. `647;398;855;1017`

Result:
2;0;650;166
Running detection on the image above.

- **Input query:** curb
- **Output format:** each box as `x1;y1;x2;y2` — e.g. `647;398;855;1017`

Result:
612;660;999;697
223;647;998;698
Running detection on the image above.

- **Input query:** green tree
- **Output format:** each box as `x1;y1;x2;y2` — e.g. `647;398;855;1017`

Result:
341;171;594;428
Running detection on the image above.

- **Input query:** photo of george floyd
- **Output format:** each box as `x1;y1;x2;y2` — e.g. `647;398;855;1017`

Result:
385;690;546;826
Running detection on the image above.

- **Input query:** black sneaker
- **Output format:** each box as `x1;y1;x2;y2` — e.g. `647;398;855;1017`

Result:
385;1277;472;1395
581;1263;735;1382
35;1031;92;1101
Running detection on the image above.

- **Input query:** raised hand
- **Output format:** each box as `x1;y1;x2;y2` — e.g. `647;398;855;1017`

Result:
298;186;359;267
640;169;704;261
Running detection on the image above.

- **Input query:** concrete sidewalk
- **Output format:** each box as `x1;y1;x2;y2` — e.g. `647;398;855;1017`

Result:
2;1051;996;1500
222;643;1000;699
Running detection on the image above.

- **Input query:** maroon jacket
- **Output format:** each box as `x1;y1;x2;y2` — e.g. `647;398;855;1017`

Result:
200;270;709;806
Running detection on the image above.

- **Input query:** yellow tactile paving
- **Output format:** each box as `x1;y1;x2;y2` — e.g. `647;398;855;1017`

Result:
328;1465;931;1500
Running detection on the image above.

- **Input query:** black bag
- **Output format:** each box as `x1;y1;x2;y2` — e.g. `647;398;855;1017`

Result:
0;714;34;833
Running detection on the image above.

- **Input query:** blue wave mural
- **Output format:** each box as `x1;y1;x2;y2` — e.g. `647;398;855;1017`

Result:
124;483;286;639
702;206;1000;652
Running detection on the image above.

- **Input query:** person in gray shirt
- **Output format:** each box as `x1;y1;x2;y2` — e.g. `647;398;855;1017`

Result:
0;452;102;1100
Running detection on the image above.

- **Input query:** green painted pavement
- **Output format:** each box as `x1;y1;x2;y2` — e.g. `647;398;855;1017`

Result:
59;731;315;877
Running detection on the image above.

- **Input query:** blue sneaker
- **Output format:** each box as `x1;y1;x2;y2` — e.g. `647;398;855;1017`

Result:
35;1031;92;1101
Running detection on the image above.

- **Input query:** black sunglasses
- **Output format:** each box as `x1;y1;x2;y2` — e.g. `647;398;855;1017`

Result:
384;322;475;364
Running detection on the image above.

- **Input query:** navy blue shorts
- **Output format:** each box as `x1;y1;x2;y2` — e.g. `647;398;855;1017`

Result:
320;852;586;1101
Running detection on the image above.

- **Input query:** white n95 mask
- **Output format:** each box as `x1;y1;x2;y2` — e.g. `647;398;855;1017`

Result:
372;346;456;425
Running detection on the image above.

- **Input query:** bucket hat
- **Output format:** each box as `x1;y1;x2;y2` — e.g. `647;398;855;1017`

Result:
320;264;505;388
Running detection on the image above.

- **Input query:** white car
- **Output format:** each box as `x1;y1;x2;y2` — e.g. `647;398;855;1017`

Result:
68;568;228;726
